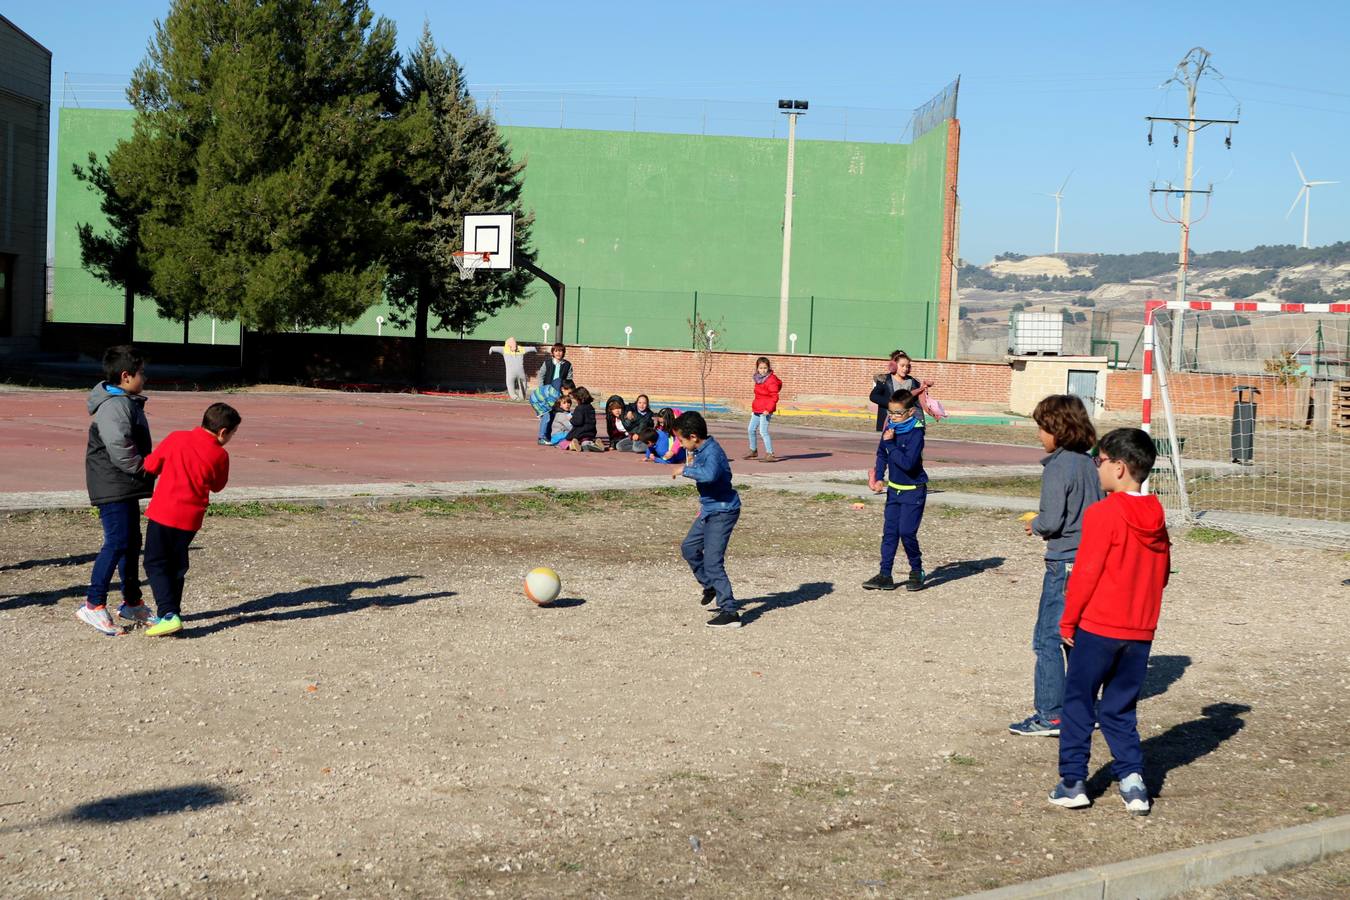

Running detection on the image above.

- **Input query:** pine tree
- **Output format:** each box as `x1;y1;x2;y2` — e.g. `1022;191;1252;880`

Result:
73;153;154;340
387;25;535;382
102;0;402;333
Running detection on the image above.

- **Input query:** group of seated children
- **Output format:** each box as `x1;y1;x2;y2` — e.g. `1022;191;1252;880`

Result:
526;343;687;462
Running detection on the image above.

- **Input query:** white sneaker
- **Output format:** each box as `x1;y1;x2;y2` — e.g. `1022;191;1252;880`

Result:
76;605;124;636
118;602;156;625
1119;773;1151;816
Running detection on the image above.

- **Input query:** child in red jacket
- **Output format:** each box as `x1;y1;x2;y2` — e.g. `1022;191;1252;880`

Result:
1049;428;1170;817
140;402;241;636
745;356;782;463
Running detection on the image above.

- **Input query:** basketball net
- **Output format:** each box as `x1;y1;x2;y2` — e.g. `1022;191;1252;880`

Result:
451;251;492;281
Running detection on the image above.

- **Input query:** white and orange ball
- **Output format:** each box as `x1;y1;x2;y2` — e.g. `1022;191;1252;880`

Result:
524;567;561;605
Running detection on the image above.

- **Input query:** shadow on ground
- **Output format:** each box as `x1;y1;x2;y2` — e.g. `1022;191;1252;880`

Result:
738;581;833;626
61;784;236;824
1;552;98;573
188;576;455;636
1139;654;1192;701
1087;702;1250;799
924;557;1005;589
0;584;87;613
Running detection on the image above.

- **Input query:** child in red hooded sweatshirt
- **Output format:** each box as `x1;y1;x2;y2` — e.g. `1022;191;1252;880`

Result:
140;402;241;636
745;356;783;463
1049;427;1170;817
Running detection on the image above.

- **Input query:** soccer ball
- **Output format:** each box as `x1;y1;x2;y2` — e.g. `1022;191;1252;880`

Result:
524;567;561;605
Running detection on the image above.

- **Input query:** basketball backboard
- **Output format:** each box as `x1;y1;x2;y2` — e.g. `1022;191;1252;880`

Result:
463;213;514;270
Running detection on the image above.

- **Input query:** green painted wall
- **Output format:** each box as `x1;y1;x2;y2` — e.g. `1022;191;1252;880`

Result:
53;108;950;357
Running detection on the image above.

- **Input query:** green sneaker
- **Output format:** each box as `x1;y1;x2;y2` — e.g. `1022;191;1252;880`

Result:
145;614;182;637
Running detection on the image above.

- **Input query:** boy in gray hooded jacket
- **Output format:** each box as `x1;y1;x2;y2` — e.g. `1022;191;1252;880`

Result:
1010;394;1104;736
79;345;157;635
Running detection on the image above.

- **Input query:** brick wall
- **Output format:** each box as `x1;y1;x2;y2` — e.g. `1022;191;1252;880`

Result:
245;333;1013;412
1105;370;1310;422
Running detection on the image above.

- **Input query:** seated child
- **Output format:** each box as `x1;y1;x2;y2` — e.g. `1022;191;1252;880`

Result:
643;408;687;464
604;395;629;449
565;387;604;452
549;396;575;446
620;394;655;449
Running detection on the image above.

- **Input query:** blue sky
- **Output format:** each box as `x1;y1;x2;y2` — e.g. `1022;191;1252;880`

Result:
16;0;1350;264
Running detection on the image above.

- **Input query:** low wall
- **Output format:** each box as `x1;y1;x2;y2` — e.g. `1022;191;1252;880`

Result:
1104;370;1312;422
1008;357;1109;417
243;333;1013;412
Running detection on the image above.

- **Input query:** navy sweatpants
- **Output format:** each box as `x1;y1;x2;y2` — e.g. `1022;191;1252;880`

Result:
879;485;926;575
143;520;196;620
1059;627;1152;783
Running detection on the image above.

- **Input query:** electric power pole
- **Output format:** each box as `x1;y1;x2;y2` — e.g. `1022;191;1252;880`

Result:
1145;48;1239;371
777;99;808;354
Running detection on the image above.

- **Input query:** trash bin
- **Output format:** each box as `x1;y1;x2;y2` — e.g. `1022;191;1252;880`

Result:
1231;386;1260;465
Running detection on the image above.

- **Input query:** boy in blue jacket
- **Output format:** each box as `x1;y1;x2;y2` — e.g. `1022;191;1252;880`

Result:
864;389;928;592
669;411;743;628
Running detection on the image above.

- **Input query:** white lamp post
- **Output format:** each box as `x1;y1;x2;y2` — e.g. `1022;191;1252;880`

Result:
789;332;798;354
706;329;716;350
541;322;550;344
624;325;633;347
777;98;808;354
376;315;385;337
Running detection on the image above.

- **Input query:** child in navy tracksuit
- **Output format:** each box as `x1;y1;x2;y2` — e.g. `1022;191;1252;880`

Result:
863;389;927;592
1048;428;1170;817
669;411;744;629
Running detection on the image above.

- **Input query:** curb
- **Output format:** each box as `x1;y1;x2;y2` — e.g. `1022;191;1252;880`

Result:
0;468;1040;515
956;814;1350;900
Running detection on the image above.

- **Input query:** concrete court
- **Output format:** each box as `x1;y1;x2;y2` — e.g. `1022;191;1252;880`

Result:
0;389;1043;495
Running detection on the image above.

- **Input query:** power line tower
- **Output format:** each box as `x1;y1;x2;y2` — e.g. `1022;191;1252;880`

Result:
1145;47;1239;371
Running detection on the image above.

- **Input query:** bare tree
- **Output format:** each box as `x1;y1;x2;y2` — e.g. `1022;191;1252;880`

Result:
687;313;725;412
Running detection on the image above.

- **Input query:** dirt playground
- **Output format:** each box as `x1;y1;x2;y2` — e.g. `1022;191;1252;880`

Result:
1;488;1346;898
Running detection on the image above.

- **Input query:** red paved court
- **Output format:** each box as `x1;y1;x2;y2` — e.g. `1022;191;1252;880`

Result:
0;390;1043;493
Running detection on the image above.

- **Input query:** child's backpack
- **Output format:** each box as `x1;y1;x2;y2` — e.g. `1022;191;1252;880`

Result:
529;383;561;417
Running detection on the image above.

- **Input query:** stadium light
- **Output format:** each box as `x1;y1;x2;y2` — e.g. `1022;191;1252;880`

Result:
777;99;808;353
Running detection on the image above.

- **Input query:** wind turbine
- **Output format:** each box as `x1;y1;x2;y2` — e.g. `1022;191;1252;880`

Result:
1287;153;1338;249
1040;170;1073;254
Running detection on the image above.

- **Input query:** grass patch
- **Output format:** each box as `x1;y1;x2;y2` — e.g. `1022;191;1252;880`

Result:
810;492;854;503
1185;526;1245;544
929;475;1043;498
207;501;274;518
947;754;980;767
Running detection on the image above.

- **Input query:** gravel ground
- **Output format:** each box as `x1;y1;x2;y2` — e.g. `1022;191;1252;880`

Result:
1;490;1346;898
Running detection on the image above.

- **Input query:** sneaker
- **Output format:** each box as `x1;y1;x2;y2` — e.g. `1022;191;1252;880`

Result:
537;438;551;446
118;602;155;625
580;442;605;452
1118;773;1151;816
758;454;777;463
700;587;716;606
862;573;897;591
1048;779;1090;809
743;450;758;460
144;614;183;637
76;604;123;636
705;611;743;629
1009;714;1061;737
905;569;926;592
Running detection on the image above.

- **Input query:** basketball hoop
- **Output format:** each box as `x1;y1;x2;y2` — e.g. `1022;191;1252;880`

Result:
451;250;492;281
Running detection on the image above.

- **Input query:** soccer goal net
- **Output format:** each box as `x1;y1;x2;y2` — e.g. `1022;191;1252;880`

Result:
1142;299;1350;549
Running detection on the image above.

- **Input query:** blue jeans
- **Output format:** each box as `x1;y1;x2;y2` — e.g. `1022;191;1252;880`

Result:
879;485;926;575
89;499;143;607
538;411;555;440
681;508;740;612
1059;628;1152;783
1033;559;1072;721
748;413;773;455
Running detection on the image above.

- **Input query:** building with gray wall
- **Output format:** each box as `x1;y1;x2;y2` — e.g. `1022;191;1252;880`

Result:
0;14;51;350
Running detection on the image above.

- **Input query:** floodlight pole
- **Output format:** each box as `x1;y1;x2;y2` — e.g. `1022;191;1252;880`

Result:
777;100;807;354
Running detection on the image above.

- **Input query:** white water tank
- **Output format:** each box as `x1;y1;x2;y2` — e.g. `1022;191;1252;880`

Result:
1009;311;1064;355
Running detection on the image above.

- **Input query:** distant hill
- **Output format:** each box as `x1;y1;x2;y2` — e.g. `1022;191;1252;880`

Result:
960;242;1350;302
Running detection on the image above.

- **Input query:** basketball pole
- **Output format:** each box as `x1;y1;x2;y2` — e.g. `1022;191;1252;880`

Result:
777;100;807;354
